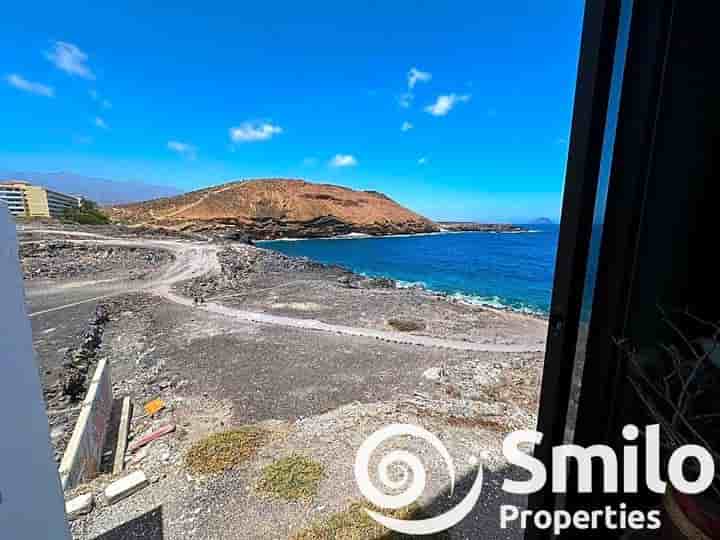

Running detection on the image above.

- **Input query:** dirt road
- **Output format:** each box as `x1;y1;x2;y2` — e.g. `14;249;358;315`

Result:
26;230;544;353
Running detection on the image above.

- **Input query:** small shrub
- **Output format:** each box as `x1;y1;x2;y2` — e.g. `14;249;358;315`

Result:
257;454;324;501
387;318;426;332
185;427;267;474
62;199;110;225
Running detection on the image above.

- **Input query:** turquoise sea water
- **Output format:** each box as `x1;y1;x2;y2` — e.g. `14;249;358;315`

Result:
261;225;559;315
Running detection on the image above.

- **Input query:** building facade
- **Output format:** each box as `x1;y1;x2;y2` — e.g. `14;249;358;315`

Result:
0;181;81;218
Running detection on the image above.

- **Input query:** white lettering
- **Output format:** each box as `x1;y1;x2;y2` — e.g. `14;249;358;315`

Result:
502;430;546;494
668;445;715;494
552;444;618;493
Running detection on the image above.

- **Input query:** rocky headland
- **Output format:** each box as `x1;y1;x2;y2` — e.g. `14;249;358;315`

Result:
107;178;440;240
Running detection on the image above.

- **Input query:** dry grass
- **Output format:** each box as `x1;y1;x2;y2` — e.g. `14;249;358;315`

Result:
387;318;426;332
185;427;267;474
257;454;324;501
291;501;449;540
444;415;505;431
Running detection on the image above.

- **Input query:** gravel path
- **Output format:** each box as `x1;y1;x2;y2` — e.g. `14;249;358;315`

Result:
29;231;544;353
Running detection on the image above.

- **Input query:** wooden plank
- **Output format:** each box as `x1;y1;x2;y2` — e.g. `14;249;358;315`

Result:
112;397;132;475
128;424;176;453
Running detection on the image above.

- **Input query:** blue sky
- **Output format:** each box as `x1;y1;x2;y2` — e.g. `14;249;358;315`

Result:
1;1;584;222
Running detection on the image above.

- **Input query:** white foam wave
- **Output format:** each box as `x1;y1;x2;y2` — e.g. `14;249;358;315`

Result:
396;280;427;289
448;292;546;316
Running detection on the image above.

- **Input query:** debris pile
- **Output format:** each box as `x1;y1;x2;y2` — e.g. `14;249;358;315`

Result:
20;241;173;280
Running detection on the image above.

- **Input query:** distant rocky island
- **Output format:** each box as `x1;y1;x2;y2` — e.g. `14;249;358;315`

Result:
107;178;440;240
439;222;529;233
530;217;555;225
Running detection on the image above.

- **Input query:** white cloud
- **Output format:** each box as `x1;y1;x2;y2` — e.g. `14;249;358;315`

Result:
424;93;471;116
46;41;95;79
89;89;112;109
168;140;197;159
5;74;54;97
401;121;413;132
398;92;413;108
418;157;428;165
329;154;358;167
229;122;283;143
94;116;108;129
408;67;431;89
397;67;431;109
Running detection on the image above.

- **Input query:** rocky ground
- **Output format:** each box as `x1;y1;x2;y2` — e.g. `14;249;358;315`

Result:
21;223;548;539
176;245;547;348
62;291;541;539
21;240;174;281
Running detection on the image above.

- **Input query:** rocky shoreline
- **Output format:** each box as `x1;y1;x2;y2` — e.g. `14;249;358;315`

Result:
438;222;530;233
155;215;440;241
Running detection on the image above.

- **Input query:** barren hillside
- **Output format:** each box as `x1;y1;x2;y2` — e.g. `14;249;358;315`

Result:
107;178;439;239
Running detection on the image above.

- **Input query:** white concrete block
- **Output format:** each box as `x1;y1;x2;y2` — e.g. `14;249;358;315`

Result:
65;493;94;520
104;471;148;505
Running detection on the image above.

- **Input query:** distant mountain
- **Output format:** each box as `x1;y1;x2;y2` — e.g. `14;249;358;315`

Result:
530;217;555;225
108;178;440;239
0;171;183;205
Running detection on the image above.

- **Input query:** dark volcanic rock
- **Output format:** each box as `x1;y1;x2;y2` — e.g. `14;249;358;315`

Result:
439;222;529;233
44;303;114;459
20;241;174;280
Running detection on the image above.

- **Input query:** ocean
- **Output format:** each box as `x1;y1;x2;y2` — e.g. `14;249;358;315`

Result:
260;224;559;315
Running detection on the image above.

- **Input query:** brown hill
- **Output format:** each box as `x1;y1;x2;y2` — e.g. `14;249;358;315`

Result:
107;178;439;239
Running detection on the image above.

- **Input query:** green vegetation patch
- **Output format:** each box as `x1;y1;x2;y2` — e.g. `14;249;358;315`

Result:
291;501;449;540
257;454;324;501
387;318;426;332
62;200;110;225
185;427;267;474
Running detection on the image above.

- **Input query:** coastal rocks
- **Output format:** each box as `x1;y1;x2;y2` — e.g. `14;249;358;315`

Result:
438;222;529;233
219;230;254;244
337;274;397;290
20;241;174;280
177;246;328;299
362;277;395;289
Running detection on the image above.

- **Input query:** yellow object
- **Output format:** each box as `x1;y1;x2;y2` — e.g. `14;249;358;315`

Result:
144;399;165;416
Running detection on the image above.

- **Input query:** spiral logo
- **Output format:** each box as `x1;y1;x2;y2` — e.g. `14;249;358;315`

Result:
354;423;484;535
